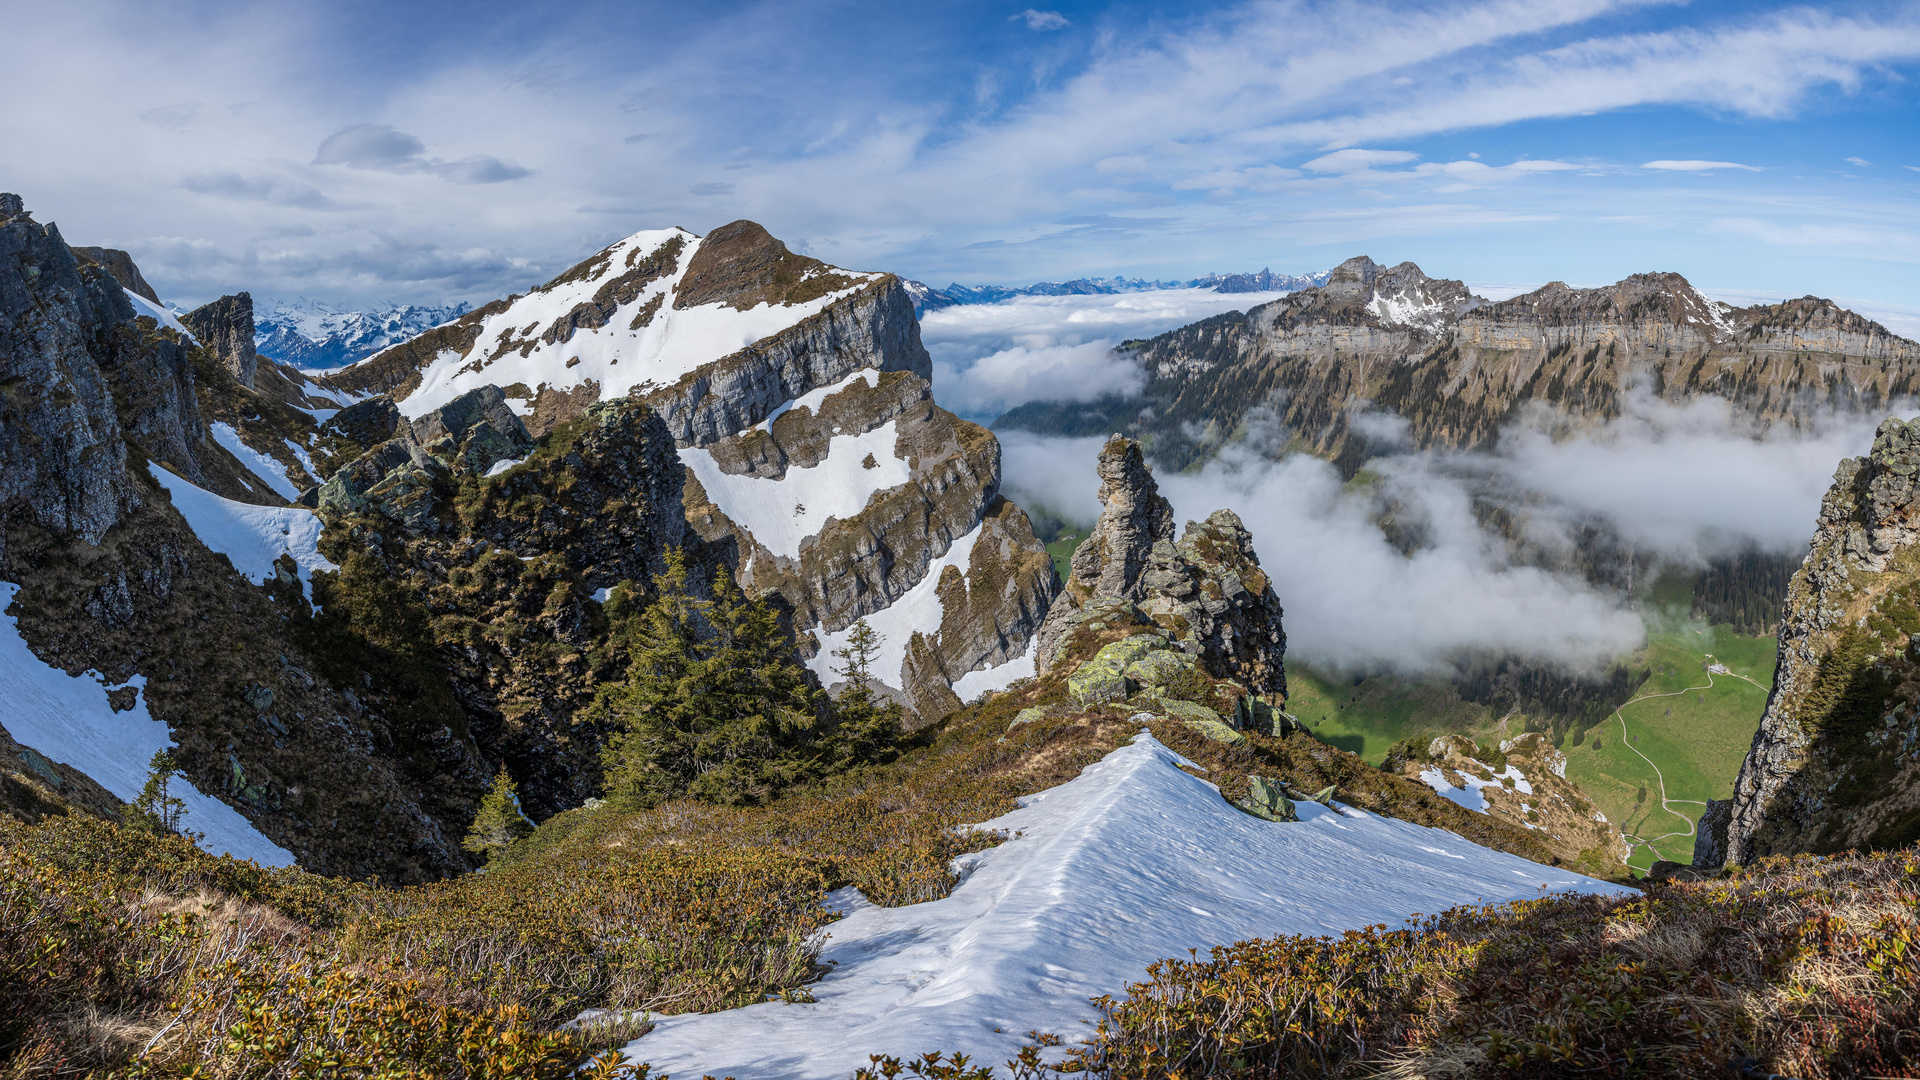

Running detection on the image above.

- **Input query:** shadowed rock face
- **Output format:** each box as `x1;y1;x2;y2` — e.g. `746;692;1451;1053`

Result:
1037;436;1287;698
72;246;161;305
1724;417;1920;864
0;201;142;546
182;293;259;388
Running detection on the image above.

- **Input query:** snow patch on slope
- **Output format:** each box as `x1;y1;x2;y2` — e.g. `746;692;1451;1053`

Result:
1418;764;1532;813
950;635;1038;702
396;229;879;420
807;523;984;690
208;422;301;502
621;732;1630;1080
125;289;197;341
0;582;295;866
149;464;336;600
681;421;910;561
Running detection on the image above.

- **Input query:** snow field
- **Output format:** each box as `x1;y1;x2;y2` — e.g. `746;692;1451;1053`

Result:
148;464;337;601
949;635;1039;702
806;523;984;690
681;421;910;562
124;288;198;341
621;732;1632;1080
395;229;878;419
208;422;302;502
0;581;295;867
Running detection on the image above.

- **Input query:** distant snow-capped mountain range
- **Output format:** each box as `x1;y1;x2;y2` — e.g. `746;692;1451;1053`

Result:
904;268;1330;314
252;298;471;369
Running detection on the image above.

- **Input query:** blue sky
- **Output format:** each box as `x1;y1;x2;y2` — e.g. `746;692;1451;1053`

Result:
5;0;1919;324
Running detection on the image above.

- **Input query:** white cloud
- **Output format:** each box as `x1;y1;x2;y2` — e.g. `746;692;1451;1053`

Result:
1846;156;1872;167
1014;9;1070;31
934;341;1144;416
1641;159;1762;171
1303;148;1420;173
918;289;1293;419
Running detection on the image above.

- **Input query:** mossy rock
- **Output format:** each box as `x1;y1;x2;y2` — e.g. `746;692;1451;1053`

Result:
1068;663;1130;705
1094;635;1164;668
1158;698;1224;724
1234;774;1298;822
1182;718;1245;745
1007;706;1051;732
1125;650;1194;688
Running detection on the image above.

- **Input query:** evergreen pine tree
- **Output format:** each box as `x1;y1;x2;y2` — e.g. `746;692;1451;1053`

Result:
595;553;826;806
827;618;905;768
130;749;190;836
462;768;535;862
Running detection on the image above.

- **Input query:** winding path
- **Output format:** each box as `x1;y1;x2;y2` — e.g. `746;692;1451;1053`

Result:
1609;655;1765;866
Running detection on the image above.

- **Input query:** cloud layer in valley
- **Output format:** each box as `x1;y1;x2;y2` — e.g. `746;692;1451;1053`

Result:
999;393;1903;675
919;289;1285;420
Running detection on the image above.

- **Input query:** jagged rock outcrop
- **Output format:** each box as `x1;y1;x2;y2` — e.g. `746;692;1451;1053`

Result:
318;386;534;527
1001;259;1920;473
181;292;259;388
0;195;142;546
72;246;161;305
1038;436;1287;700
1724;417;1920;863
1;193;491;882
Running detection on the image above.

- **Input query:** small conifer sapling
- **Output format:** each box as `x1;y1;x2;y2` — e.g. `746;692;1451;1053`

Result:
463;768;536;863
130;748;197;839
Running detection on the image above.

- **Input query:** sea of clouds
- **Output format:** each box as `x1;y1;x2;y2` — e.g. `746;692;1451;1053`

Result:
935;292;1905;676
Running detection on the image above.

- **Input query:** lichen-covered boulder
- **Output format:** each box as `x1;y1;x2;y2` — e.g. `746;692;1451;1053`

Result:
1068;662;1130;704
1235;774;1298;822
1181;717;1244;745
1008;706;1051;732
1125;649;1194;689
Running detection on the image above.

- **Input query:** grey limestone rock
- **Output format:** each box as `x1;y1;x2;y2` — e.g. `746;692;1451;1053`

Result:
182;293;259;388
0;200;142;546
1037;437;1287;699
1725;417;1920;864
72;246;162;306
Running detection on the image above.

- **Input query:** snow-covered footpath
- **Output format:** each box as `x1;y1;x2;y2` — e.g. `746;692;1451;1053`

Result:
622;733;1632;1079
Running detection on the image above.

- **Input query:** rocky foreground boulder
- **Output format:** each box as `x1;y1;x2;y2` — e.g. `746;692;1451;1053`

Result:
1718;417;1920;865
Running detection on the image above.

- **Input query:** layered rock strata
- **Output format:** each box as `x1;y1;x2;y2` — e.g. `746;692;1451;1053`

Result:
1723;417;1920;863
1002;256;1920;472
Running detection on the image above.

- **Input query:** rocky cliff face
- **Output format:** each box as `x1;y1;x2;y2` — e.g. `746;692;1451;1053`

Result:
325;219;1057;726
181;293;259;388
1038;436;1287;700
0;196;143;546
0;194;494;881
71;246;161;306
1720;417;1920;864
1002;258;1920;473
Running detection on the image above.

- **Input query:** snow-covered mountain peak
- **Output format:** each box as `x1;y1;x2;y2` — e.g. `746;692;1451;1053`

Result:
389;222;883;420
